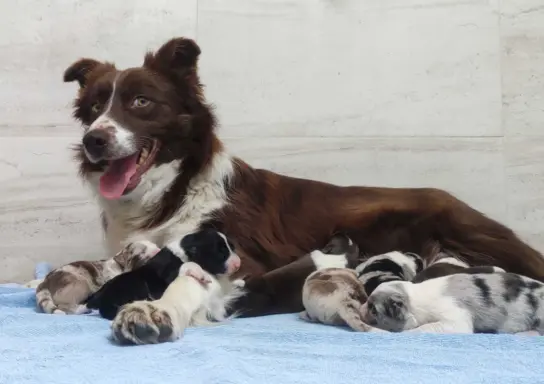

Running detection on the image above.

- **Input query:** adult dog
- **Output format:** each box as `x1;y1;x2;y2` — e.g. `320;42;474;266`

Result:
64;37;544;342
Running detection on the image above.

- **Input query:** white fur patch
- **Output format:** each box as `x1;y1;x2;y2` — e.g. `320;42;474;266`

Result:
94;150;234;254
310;250;348;270
434;257;469;268
85;75;137;162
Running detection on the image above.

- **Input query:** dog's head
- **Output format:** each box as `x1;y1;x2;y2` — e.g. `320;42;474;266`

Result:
180;229;241;276
360;281;414;332
64;37;218;201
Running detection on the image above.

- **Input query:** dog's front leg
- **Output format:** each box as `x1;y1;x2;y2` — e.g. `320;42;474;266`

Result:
232;253;323;317
111;274;213;345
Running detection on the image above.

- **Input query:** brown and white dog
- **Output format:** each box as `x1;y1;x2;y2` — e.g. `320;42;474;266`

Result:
63;37;544;344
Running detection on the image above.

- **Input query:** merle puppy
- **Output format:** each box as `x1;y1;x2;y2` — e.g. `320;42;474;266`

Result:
361;272;544;335
85;229;240;320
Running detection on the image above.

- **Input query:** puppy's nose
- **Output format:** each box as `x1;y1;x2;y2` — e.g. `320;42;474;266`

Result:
83;128;113;158
226;255;241;275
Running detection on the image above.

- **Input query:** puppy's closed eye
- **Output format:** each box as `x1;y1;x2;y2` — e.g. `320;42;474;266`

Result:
386;297;405;318
368;302;378;317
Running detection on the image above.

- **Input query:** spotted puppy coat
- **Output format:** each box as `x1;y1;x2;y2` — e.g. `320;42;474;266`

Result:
361;272;544;335
355;251;424;295
299;234;382;331
35;242;158;314
300;268;383;332
412;256;505;284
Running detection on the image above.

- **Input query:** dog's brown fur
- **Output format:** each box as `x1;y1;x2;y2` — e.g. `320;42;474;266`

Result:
65;37;544;317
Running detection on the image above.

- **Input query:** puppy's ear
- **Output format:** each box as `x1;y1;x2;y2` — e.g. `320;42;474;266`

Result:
144;37;201;76
63;58;103;87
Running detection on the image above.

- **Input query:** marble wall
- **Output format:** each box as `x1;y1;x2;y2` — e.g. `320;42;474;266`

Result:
0;0;542;282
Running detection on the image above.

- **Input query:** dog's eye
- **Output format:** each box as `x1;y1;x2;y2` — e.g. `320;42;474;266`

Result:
91;102;102;113
368;303;377;316
131;96;151;108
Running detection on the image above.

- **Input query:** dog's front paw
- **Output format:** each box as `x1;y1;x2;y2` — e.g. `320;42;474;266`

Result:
179;262;212;285
115;241;161;270
111;301;183;345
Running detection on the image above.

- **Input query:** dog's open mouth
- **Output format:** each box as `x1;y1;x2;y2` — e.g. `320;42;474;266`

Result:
99;140;160;200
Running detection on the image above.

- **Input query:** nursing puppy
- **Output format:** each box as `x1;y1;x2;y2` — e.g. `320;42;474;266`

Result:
86;229;241;320
35;242;157;314
300;235;383;332
361;272;544;335
355;251;424;295
412;256;505;283
300;268;383;332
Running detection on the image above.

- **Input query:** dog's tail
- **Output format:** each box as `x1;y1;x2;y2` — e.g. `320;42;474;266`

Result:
337;299;375;332
35;287;66;315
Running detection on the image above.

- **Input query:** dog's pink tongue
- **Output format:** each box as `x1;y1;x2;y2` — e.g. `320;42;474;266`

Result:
99;154;139;200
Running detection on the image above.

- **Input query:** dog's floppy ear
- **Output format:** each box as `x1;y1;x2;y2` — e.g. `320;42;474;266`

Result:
63;58;104;88
144;37;201;76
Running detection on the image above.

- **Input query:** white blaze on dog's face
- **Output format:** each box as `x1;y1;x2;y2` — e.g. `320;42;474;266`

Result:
361;281;412;332
64;38;207;201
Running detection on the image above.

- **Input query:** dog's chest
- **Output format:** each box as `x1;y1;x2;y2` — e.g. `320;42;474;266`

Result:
102;199;225;254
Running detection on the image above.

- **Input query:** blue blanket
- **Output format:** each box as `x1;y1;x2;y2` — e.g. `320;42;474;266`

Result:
1;267;543;384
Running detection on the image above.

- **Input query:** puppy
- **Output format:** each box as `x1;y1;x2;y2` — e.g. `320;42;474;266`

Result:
86;229;241;320
300;267;382;332
412;256;505;283
299;234;383;332
361;272;544;335
355;251;424;295
35;242;157;314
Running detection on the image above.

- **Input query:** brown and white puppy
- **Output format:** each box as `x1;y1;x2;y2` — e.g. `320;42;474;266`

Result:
300;267;383;332
64;36;544;343
36;241;158;314
412;256;505;284
299;234;379;331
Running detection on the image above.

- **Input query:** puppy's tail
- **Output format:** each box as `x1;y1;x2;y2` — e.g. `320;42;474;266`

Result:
337;299;374;332
35;287;66;315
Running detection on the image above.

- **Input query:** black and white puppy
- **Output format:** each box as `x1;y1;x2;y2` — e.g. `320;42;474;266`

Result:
355;251;424;295
361;272;544;335
85;229;241;320
412;256;504;283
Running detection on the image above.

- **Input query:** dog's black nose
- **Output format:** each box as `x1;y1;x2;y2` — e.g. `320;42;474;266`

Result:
83;129;112;158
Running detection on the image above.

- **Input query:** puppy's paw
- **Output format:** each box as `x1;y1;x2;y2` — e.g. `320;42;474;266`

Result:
111;301;182;345
179;262;212;285
299;311;314;322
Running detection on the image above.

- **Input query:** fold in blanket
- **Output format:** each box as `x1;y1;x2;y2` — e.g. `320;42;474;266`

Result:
1;267;543;384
